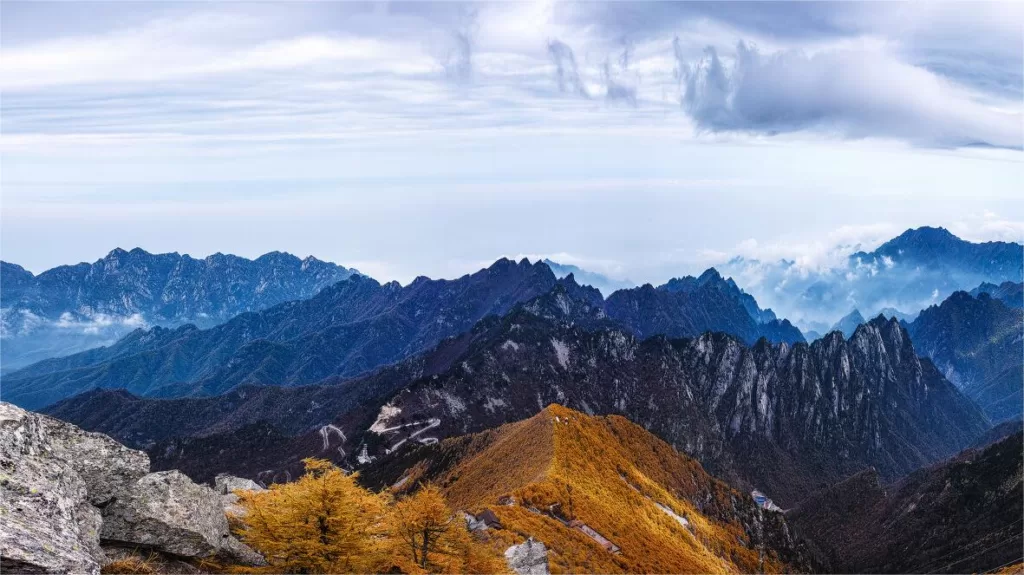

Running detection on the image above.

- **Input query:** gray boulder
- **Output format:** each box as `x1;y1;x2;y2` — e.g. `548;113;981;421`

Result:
214;473;264;518
214;473;263;495
0;402;140;574
102;470;263;565
102;470;232;557
504;537;549;575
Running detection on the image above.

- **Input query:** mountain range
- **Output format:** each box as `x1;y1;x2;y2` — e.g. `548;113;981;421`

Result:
46;280;989;508
0;249;357;370
5;262;803;409
16;226;1022;574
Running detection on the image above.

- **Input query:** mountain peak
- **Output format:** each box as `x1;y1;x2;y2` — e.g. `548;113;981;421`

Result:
697;267;723;282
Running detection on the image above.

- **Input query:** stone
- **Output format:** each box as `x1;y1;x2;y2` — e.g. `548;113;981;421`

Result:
213;473;263;495
0;402;105;575
505;537;549;575
101;470;232;558
101;470;265;566
214;473;264;517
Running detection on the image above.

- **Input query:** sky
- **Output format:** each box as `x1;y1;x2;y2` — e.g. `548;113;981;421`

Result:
2;1;1022;285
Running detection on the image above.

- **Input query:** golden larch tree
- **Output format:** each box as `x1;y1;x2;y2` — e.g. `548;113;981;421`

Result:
234;458;387;574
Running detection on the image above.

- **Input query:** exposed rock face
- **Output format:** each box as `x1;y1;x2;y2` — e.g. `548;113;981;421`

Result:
0;446;103;575
0;402;147;574
0;402;263;572
504;538;550;575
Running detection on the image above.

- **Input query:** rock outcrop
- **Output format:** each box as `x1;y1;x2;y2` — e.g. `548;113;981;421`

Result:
214;473;265;517
504;538;549;575
0;402;263;573
102;471;234;558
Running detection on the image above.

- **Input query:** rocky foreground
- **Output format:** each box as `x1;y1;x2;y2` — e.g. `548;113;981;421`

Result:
0;402;264;574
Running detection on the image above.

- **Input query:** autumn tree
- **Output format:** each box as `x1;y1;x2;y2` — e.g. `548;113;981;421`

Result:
388;484;508;574
234;458;387;574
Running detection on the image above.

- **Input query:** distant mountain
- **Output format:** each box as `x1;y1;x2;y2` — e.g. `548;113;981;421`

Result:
788;432;1023;574
10;265;802;408
0;249;358;369
605;269;804;346
829;309;866;338
720;227;1023;331
50;284;989;508
907;290;1024;422
5;258;560;409
361;405;816;573
856;227;1021;278
541;259;634;296
877;307;918;322
660;268;778;323
971;281;1024;309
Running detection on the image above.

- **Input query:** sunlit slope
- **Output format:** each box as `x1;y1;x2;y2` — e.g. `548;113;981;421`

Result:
384;404;807;574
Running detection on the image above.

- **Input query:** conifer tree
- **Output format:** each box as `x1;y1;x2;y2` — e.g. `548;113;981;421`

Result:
235;458;386;574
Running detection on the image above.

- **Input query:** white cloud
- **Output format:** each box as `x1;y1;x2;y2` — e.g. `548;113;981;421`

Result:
678;41;1021;149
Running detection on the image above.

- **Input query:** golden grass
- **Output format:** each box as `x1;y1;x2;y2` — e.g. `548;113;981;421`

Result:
427;404;790;574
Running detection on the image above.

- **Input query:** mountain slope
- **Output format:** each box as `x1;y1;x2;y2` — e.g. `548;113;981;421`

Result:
788;432;1023;573
908;290;1024;422
0;249;357;369
51;284;990;509
363;405;814;574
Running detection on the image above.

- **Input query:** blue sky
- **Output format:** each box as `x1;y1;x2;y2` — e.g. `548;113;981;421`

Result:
2;1;1022;284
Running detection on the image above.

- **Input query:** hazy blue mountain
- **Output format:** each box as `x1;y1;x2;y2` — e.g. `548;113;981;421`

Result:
878;307;918;322
907;290;1023;422
719;227;1023;333
1;248;358;369
970;281;1023;309
3;258;560;409
830;309;866;338
9;264;803;409
541;259;635;296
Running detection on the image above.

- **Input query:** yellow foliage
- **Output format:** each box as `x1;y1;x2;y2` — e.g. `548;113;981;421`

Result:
387;484;510;575
101;556;157;575
235;459;508;575
235;458;387;574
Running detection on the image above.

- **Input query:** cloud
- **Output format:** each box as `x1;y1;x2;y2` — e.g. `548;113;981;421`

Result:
949;211;1024;244
678;41;1021;149
547;39;589;97
443;30;473;84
